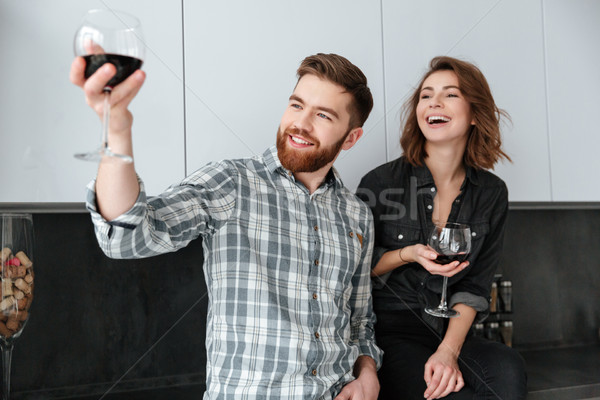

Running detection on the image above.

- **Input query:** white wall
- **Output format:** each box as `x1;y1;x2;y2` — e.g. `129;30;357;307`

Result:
0;0;598;203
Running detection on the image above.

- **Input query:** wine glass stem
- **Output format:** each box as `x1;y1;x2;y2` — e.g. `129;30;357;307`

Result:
1;342;14;400
439;276;449;311
101;89;111;153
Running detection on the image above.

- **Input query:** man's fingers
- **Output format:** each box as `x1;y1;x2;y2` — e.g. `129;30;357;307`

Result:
109;69;146;107
83;63;116;96
70;57;87;87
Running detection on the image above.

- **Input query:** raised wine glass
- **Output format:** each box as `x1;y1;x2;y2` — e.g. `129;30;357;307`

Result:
424;222;471;318
73;9;145;163
0;214;34;400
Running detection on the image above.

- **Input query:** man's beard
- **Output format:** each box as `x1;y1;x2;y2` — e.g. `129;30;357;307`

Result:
276;127;348;173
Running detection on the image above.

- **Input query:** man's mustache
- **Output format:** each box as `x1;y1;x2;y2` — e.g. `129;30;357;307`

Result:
283;127;319;145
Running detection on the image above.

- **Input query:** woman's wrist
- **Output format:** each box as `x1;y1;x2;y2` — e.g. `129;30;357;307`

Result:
398;247;409;264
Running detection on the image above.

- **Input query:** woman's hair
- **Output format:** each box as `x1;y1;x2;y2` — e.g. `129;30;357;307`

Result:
400;56;511;170
297;53;373;129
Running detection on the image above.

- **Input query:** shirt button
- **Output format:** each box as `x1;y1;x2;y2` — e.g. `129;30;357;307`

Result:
455;199;461;203
315;332;320;339
314;225;318;231
312;293;318;300
349;231;354;238
314;259;319;266
427;205;433;210
431;187;436;192
397;234;404;240
312;369;317;376
471;232;477;237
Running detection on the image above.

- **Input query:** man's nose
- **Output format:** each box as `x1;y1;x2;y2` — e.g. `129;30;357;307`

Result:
293;112;312;132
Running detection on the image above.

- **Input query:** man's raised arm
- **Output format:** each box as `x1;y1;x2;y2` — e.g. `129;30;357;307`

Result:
70;56;146;220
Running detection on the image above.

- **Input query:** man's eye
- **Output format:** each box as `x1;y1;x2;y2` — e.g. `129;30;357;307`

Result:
291;103;302;109
317;113;331;120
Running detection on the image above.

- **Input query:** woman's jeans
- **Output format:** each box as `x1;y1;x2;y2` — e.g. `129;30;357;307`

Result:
375;310;527;400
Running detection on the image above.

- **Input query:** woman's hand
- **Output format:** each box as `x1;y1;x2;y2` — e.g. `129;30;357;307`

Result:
371;244;468;278
404;244;468;277
423;346;464;399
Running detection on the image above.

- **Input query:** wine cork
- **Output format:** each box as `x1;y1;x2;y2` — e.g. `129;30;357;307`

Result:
0;321;12;338
14;278;31;295
17;310;28;322
5;316;19;331
0;248;11;263
0;296;14;312
2;280;13;297
15;251;32;268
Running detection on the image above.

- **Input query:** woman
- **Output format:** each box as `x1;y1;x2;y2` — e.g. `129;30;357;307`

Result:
357;56;527;399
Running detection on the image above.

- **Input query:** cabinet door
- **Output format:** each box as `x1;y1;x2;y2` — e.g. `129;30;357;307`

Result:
544;0;600;201
0;0;184;202
381;0;552;201
182;0;386;191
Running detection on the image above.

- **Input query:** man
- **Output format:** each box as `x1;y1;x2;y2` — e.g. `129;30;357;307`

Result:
70;53;382;400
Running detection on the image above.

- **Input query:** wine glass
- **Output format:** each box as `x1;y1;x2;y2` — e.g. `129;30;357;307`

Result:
424;222;471;318
0;214;34;400
73;9;145;163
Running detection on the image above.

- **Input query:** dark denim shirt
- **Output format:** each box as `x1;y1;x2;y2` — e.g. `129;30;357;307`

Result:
356;156;508;332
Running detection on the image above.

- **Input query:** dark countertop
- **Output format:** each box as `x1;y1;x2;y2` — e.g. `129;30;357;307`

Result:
19;345;598;400
521;344;600;400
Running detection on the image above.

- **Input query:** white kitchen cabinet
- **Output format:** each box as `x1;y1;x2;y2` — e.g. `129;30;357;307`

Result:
0;0;184;202
381;0;552;202
1;1;599;203
543;0;600;201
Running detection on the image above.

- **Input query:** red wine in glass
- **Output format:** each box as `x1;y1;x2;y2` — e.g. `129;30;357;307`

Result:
434;253;469;265
73;9;145;163
83;54;143;88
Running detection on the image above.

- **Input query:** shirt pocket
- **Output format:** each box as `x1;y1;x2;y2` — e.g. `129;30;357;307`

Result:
466;222;490;261
378;221;422;250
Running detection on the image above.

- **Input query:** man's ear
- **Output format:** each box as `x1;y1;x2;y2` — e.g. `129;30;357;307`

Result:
341;127;363;151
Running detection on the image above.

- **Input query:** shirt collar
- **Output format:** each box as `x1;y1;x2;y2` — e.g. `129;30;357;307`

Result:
412;159;480;188
263;146;344;190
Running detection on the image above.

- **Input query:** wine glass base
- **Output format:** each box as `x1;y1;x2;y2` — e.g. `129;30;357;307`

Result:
424;307;460;318
74;147;133;163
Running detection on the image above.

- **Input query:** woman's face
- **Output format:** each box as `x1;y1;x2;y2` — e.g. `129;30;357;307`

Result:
416;70;474;146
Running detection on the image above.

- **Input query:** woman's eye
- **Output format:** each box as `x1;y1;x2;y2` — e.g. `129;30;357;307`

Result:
447;93;459;98
420;95;430;99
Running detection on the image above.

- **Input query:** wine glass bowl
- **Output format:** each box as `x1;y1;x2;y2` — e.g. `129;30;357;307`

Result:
73;9;145;163
0;214;34;399
424;222;471;318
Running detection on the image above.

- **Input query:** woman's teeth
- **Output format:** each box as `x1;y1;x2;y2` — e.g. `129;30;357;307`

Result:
428;116;450;124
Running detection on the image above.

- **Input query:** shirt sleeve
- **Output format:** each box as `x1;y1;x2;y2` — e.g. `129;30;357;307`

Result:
349;216;384;369
449;181;509;321
85;161;238;259
356;172;394;289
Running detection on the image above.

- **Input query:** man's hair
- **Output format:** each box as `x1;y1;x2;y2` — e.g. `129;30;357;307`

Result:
297;53;373;129
400;56;511;170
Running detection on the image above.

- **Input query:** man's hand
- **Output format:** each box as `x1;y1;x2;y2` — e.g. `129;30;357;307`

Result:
335;356;379;400
69;56;145;135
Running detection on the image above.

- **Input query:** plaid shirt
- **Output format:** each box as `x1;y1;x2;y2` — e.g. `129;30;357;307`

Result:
86;146;382;400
